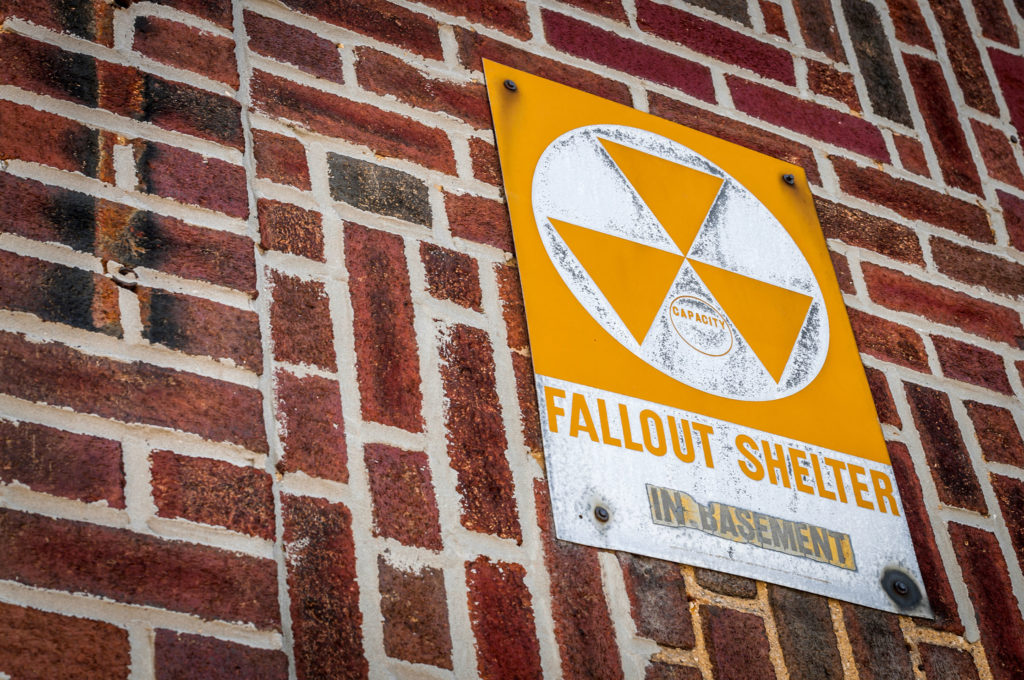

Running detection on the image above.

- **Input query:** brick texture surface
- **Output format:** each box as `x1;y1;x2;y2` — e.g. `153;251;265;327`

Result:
154;630;288;680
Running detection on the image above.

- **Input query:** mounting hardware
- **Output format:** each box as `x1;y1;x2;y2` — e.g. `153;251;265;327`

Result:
881;568;922;609
782;173;796;186
504;79;518;92
594;505;610;522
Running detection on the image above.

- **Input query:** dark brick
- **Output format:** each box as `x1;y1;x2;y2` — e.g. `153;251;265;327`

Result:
948;522;1024;680
269;271;336;370
730;77;888;161
768;586;843;680
512;352;542;453
543;10;715;102
0;507;278;626
841;604;913;680
832;158;992;242
815;198;923;263
150;0;233;27
993;474;1024;572
283;494;366;680
154;630;288;680
972;120;1024;190
274;370;347;482
865;366;901;427
0;0;115;45
441;324;520;541
560;0;628;21
0;31;100;107
701;605;776;680
0;173;95;251
964;400;1024;467
139;288;262;372
465;556;544;680
974;0;1018;45
469;137;502;187
365;443;442;550
862;263;1023;347
0;419;124;507
244;11;344;84
933;335;1012;394
0;330;267;452
830;250;855;294
637;0;795;84
355;47;490;129
930;0;999;115
279;0;442;59
421;242;482;310
252;70;454;174
0;602;129;680
645;662;704;680
694;567;758;598
842;0;912;124
793;0;845;61
918;644;980;680
649;93;821;184
848;308;930;371
257;198;324;261
893;134;930;177
904;382;987;513
253;129;310;190
674;0;751;24
379;557;452;669
344;223;424;432
617;552;694;648
150;450;275;539
135;142;248;218
999;189;1024;253
328;154;430;226
991;49;1024;137
808;61;861;111
0;100;98;177
446;192;513;252
134;16;238;88
905;54;983;194
884;0;934;48
760;0;788;38
536;480;623;680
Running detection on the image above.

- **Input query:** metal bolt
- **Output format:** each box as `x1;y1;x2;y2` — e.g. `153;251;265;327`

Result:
782;173;796;186
1013;135;1020;144
881;568;921;609
504;79;518;92
594;505;610;522
893;580;909;596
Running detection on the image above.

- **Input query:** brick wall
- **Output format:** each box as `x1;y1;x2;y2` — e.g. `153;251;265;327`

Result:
0;0;1022;678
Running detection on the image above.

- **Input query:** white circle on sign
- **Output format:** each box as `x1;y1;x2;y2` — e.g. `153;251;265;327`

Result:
531;124;829;401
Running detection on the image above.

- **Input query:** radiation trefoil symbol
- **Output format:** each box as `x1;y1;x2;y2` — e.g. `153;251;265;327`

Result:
532;125;829;402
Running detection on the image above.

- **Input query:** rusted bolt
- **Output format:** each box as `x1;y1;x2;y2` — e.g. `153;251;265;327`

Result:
594;506;610;522
782;173;796;186
881;568;921;609
504;79;518;92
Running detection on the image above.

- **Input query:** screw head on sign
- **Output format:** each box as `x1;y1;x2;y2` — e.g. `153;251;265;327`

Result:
782;173;796;186
504;79;518;92
594;505;610;522
880;568;922;610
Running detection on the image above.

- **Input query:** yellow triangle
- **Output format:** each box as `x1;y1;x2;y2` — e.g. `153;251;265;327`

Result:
598;138;724;255
550;218;684;344
689;260;812;383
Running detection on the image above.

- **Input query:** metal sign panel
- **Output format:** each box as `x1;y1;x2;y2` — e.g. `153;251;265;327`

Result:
485;61;931;616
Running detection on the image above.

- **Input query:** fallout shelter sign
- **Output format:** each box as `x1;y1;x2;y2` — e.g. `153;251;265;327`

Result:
485;62;931;616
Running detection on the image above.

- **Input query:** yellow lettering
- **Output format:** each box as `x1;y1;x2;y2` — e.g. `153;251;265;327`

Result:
640;409;666;456
848;463;874;510
763;440;790;488
810;453;836;501
569;392;598;442
789;448;814;495
596;399;622;447
693;422;715;468
824;457;848;503
544;386;565;434
619;403;643;452
870;470;899;516
736;434;765;480
669;416;694;462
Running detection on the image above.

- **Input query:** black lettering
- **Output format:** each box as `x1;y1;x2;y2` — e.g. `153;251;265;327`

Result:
809;525;832;562
735;508;755;541
699;502;718;532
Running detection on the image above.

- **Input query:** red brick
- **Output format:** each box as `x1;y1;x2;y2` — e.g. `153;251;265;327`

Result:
283;494;367;680
973;0;1019;46
904;54;983;194
134;16;238;88
0;249;121;336
420;0;529;38
999;189;1024;253
904;381;988;513
446;192;514;252
949;522;1024;680
512;352;543;452
0;100;98;176
0;507;279;626
421;242;483;311
0;418;124;507
701;605;776;680
884;0;934;48
344;223;424;432
971;120;1024;189
454;25;633;106
760;1;788;38
244;11;344;84
990;50;1024;138
150;450;275;539
253;129;310;190
252;70;454;174
150;0;233;27
441;324;521;541
768;586;843;680
469;137;502;186
808;61;861;111
154;630;288;680
730;77;888;161
815;198;923;264
830;251;855;294
649;93;821;184
379;557;452;669
0;173;95;251
365;443;442;550
833;158;992;242
793;0;845;61
0;32;105;108
695;567;758;598
993;474;1024;573
918;644;980;680
848;308;930;371
543;10;715;102
535;480;623;679
637;0;794;84
930;0;999;115
886;440;963;633
865;366;901;427
617;552;694;648
0;330;267;452
257;198;324;261
279;0;442;59
135;141;248;218
0;602;129;680
964;400;1024;467
935;335;1013;393
355;47;490;129
645;662;703;680
465;556;544;680
841;603;913;680
274;370;347;482
893;134;930;177
0;0;115;45
561;0;627;21
139;288;262;371
269;271;336;370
